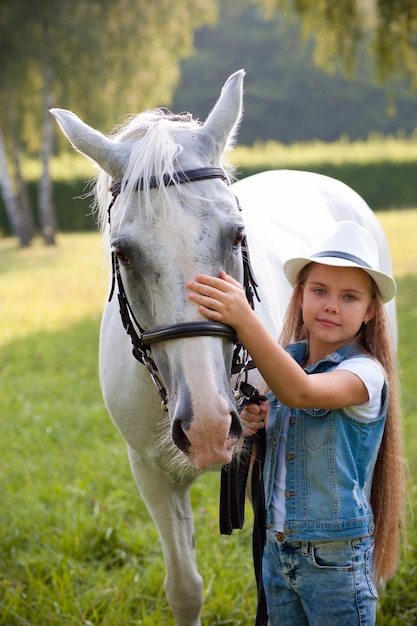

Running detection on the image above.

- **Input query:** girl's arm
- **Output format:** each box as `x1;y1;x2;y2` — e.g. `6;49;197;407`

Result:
187;272;369;410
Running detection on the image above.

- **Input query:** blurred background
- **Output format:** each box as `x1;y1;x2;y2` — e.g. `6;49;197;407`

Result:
1;0;417;246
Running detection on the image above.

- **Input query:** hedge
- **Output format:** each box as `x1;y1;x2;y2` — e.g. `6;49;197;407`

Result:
1;160;417;236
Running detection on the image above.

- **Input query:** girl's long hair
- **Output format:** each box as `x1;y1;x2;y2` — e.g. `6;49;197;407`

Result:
280;264;406;585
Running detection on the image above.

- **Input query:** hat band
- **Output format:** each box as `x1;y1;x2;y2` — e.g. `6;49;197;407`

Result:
311;250;372;269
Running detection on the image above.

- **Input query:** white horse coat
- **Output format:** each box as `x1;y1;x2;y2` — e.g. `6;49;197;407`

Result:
51;70;395;626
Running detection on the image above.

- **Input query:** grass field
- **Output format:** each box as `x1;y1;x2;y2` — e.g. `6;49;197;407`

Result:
0;210;417;625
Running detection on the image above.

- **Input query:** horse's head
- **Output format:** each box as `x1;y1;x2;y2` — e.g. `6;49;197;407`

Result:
51;70;247;469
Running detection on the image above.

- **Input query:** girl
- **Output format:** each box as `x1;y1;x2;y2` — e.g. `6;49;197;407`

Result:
187;220;405;626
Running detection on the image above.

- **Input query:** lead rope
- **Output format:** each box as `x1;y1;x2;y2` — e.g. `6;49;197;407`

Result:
221;200;268;626
220;386;268;626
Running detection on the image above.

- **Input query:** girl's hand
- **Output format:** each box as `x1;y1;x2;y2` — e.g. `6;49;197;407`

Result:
240;400;268;437
186;271;252;332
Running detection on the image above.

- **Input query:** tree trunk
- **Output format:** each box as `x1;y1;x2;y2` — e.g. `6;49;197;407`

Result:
0;126;30;246
38;64;57;246
12;136;35;247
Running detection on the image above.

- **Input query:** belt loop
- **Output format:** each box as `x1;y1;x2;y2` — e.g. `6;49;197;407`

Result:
301;541;309;556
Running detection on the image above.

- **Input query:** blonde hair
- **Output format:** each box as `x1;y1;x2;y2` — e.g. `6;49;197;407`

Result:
280;263;406;585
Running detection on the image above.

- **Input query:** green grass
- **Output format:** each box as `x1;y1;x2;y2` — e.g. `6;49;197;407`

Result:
21;153;97;183
1;212;417;625
231;136;417;171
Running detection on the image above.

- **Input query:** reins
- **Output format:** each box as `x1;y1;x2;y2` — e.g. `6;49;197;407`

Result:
107;166;260;407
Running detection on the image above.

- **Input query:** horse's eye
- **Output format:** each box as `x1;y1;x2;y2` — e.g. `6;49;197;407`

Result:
234;230;244;248
112;246;130;265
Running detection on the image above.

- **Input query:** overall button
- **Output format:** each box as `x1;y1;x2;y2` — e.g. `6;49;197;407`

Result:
275;532;285;542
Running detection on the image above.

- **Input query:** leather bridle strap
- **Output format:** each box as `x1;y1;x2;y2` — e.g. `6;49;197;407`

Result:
143;321;236;345
110;167;228;195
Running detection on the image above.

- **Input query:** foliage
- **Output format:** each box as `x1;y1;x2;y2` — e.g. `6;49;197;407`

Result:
256;0;417;88
0;0;221;247
0;211;417;624
0;0;219;150
3;0;417;245
172;2;417;145
231;137;417;210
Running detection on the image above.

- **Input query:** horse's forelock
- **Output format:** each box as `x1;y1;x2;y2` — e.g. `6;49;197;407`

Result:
111;108;199;142
94;108;234;231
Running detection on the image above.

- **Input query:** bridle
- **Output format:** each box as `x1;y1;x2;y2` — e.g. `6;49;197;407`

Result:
107;166;260;408
108;167;266;612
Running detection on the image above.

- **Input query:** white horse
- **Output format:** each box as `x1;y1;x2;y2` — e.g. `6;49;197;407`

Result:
50;70;396;626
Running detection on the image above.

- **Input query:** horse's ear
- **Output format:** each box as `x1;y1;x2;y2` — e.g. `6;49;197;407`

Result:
50;108;130;180
200;69;245;157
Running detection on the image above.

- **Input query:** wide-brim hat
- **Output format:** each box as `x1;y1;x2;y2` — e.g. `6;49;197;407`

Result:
283;220;397;303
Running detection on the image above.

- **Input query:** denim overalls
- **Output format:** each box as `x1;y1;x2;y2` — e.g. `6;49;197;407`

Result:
262;341;387;625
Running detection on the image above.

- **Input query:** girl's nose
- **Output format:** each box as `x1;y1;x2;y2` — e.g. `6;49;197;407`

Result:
324;300;338;313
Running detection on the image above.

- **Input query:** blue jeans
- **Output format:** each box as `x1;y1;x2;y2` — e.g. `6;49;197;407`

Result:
263;529;378;626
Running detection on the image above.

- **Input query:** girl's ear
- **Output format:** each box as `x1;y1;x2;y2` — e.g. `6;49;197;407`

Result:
364;299;377;324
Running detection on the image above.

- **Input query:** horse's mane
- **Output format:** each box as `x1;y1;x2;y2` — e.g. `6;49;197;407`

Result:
93;109;236;232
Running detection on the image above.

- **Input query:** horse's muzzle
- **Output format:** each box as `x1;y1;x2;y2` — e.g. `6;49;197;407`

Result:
172;407;242;469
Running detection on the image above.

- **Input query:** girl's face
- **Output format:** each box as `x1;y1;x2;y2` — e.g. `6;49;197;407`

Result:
300;264;376;358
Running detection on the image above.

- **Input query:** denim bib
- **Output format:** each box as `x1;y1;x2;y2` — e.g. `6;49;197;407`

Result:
264;341;387;541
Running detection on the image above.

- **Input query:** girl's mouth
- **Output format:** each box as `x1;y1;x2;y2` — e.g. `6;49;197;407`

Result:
318;318;339;328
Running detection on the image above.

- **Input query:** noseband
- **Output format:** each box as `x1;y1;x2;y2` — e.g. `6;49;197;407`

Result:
107;167;259;406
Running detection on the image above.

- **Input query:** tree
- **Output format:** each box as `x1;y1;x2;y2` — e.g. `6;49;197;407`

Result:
256;0;417;87
0;0;219;244
0;128;22;243
172;2;417;144
0;4;37;246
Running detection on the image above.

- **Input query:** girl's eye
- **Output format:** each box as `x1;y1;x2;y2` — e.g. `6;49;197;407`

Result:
314;288;325;295
344;294;356;302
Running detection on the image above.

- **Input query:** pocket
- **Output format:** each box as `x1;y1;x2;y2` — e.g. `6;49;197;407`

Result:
309;540;354;571
303;414;329;451
316;536;379;600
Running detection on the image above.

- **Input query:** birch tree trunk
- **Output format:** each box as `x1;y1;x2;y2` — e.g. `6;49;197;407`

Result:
12;136;35;247
0;126;29;246
38;64;57;246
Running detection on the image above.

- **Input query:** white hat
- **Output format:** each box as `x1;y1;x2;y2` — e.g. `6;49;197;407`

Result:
283;220;397;303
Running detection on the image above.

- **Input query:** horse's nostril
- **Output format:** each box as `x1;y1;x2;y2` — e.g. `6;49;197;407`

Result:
172;419;191;454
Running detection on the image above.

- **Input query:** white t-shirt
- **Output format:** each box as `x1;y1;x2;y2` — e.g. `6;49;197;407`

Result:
270;356;385;531
337;357;385;421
